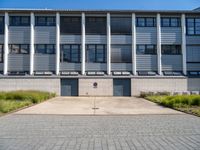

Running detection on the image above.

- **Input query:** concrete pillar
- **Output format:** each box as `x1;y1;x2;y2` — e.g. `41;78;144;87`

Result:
181;14;187;75
56;12;60;75
30;12;35;75
157;13;162;75
132;13;137;75
81;13;85;75
107;13;111;75
3;12;9;75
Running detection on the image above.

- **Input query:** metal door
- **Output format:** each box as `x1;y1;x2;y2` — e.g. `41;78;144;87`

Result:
113;79;131;96
61;79;78;96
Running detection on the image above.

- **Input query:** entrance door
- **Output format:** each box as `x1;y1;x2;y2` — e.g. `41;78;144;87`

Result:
113;79;131;96
61;79;78;96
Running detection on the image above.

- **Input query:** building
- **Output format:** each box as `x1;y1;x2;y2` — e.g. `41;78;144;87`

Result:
0;9;200;96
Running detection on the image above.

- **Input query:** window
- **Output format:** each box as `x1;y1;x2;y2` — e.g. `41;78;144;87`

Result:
35;16;56;26
136;45;157;55
161;45;182;55
60;17;81;35
60;44;81;63
111;45;132;63
161;17;180;27
111;17;131;35
0;45;3;63
0;17;4;34
86;17;106;35
9;44;29;54
9;16;30;26
136;17;156;27
86;44;106;63
186;18;200;35
35;44;55;54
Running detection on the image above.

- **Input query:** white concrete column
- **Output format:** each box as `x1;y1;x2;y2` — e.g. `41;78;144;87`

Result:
107;13;111;75
30;12;35;75
181;14;187;75
132;13;137;75
3;12;9;75
157;13;162;75
56;12;60;75
81;12;85;75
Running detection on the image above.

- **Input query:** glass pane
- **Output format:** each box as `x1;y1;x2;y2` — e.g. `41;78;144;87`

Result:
37;17;46;26
137;45;145;54
11;44;20;54
21;45;29;54
71;49;79;62
63;48;70;62
21;17;30;25
171;18;178;27
46;45;55;54
137;18;145;27
0;16;4;33
96;48;104;62
36;45;45;54
63;45;70;50
195;19;200;34
46;17;55;26
11;16;20;26
146;18;154;27
87;45;95;62
187;19;194;35
146;45;156;54
0;45;3;62
162;18;170;27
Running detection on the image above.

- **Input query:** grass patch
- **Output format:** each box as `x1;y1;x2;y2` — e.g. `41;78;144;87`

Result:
145;95;200;117
0;91;56;114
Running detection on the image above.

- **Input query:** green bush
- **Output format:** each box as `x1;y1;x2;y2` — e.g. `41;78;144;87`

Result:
146;95;200;117
146;95;200;107
0;91;56;114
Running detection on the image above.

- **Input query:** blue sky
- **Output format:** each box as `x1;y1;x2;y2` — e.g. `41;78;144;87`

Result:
0;0;199;10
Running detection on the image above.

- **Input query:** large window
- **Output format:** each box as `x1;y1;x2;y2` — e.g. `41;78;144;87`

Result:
0;45;3;63
136;17;156;27
60;17;81;35
9;16;30;26
161;17;181;27
186;18;200;35
111;45;131;63
86;17;106;35
60;44;81;63
35;16;56;26
35;44;55;54
136;45;157;55
111;17;131;35
9;44;29;54
162;45;182;55
86;44;106;63
0;17;4;34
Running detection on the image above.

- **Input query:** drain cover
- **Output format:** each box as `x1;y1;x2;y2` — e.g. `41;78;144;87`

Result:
92;107;99;110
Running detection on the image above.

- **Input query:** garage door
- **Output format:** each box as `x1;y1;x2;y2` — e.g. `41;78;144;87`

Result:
61;79;78;96
113;79;131;96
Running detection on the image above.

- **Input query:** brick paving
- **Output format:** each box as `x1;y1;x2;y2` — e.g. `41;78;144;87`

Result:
0;114;200;150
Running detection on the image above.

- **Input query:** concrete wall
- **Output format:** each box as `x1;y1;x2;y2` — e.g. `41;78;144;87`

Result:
188;78;200;91
0;77;199;97
131;77;187;96
79;79;113;96
0;78;60;95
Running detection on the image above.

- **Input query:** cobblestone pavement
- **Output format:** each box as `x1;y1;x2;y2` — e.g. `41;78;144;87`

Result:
0;114;200;150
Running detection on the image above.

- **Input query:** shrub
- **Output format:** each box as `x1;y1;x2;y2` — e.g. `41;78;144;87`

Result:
0;91;56;114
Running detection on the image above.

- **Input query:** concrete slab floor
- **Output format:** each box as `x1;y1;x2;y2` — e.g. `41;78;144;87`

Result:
15;97;183;115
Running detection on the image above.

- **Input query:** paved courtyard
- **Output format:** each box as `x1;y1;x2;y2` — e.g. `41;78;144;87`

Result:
0;97;200;150
0;114;200;150
15;97;182;115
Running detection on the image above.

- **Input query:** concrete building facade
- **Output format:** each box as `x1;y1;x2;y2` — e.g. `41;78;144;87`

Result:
0;9;199;96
